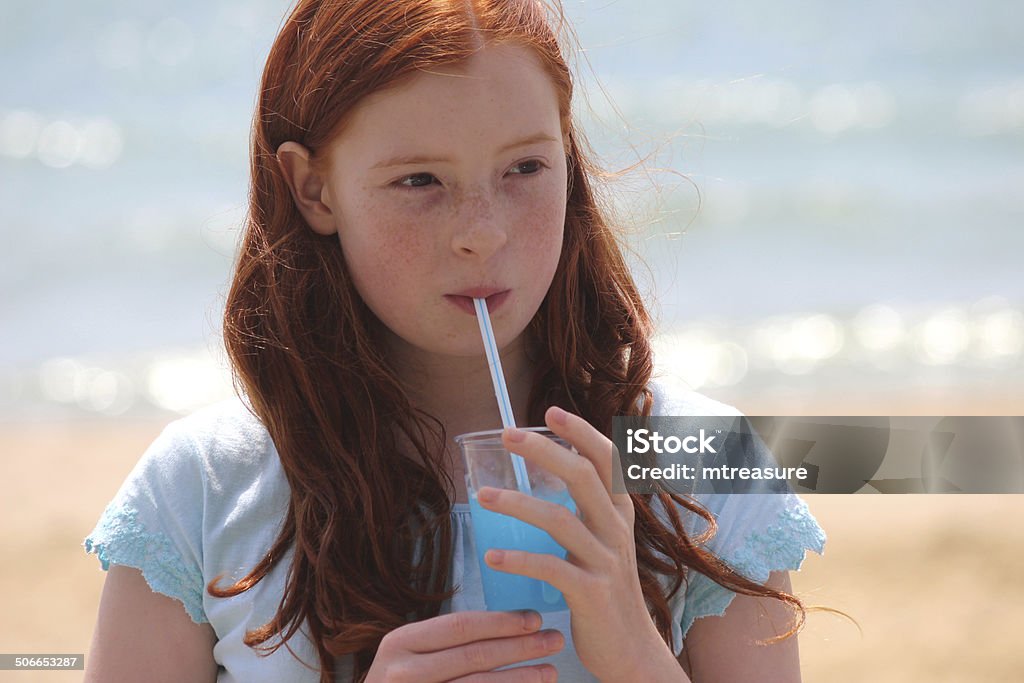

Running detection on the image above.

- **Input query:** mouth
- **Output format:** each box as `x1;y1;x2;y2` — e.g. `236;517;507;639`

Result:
444;289;510;316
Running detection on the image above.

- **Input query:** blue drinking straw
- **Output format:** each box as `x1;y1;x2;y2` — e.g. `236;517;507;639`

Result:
473;297;532;495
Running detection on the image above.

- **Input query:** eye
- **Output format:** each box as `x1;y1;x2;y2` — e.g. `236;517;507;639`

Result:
508;159;545;176
397;173;440;189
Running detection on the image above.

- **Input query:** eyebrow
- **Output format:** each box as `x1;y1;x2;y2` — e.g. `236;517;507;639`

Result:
370;132;560;170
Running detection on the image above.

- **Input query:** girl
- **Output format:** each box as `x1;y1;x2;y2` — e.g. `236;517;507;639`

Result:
83;1;826;681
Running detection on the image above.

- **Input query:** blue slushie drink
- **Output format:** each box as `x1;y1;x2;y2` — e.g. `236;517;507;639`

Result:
455;428;577;613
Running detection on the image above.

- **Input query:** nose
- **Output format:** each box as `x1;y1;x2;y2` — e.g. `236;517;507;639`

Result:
449;191;508;260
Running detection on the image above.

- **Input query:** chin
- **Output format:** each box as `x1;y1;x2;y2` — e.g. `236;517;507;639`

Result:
427;328;529;361
440;337;511;359
384;311;535;361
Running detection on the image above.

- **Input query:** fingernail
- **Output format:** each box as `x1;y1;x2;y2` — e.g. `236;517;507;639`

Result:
505;427;526;442
520;610;542;631
487;549;505;565
542;665;557;683
477;487;498;503
549;406;568;425
542;630;564;651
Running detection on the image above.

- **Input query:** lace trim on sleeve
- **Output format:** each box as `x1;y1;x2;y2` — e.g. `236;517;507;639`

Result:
728;501;826;582
672;496;826;653
83;503;208;624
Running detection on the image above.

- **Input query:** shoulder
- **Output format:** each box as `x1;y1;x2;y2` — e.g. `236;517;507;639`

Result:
105;396;281;535
143;397;276;484
648;373;742;418
164;396;272;457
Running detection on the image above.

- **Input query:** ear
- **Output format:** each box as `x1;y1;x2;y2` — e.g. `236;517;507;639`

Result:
275;141;337;236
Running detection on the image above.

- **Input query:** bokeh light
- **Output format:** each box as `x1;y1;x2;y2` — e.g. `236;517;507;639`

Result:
0;110;43;159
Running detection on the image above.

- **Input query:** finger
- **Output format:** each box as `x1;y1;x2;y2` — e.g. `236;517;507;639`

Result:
501;428;624;543
544;406;625;503
475;486;609;567
452;663;559;683
451;663;558;683
483;547;587;601
418;629;564;682
392;610;543;653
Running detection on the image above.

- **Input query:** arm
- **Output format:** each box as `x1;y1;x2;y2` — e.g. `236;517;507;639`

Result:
678;570;801;682
84;564;219;683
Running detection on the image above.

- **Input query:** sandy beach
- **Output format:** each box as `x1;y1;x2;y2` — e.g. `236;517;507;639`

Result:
2;404;1022;682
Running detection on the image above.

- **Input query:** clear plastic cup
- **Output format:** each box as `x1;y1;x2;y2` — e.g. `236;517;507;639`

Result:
454;427;577;612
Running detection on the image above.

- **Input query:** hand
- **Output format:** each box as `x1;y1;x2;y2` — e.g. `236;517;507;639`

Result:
476;407;679;682
364;610;563;683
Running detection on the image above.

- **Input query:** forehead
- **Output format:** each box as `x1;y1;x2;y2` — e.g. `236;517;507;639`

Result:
326;43;565;163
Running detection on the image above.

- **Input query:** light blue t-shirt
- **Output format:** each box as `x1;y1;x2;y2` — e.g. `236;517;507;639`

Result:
84;377;826;681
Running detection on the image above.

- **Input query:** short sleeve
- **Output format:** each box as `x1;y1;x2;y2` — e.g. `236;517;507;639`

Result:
83;419;208;624
666;492;826;654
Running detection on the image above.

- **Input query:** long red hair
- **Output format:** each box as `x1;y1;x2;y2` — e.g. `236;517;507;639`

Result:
214;1;806;680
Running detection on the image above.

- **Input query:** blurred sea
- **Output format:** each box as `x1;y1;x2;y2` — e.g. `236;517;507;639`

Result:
1;0;1022;418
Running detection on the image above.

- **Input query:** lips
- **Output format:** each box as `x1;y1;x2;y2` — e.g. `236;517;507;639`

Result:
444;288;510;315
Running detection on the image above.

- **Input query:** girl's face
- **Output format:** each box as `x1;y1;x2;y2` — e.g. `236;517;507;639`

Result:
314;43;568;360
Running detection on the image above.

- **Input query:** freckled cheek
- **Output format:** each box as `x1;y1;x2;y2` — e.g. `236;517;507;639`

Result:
340;209;436;301
509;185;566;255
